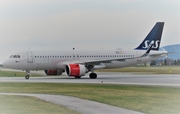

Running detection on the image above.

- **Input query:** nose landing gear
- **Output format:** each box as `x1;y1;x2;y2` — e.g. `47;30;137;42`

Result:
25;70;30;79
25;75;30;79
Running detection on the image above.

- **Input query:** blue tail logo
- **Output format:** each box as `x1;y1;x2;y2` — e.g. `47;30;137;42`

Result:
135;22;164;51
143;40;160;49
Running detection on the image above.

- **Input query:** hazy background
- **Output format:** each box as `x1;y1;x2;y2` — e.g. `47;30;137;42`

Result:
0;0;179;62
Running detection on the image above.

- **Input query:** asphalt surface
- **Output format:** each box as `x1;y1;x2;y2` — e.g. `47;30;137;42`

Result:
0;72;179;87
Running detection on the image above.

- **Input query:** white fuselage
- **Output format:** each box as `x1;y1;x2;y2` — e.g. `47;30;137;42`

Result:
1;22;167;79
2;49;167;71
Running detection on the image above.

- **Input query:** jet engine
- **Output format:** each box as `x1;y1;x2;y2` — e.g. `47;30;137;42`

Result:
44;70;64;75
65;64;87;76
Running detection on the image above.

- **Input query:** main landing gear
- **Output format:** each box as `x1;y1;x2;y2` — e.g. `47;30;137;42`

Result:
87;65;97;79
25;70;30;79
89;73;97;79
74;73;97;79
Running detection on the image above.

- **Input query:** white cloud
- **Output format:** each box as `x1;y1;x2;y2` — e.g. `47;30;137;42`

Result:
0;0;179;62
0;9;178;46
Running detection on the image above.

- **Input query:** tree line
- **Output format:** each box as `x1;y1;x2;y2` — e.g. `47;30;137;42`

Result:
150;59;180;66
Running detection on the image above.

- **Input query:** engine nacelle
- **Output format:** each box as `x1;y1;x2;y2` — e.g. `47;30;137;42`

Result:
44;70;64;75
66;64;87;76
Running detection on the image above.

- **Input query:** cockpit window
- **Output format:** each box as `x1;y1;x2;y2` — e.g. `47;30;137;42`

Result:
9;55;21;58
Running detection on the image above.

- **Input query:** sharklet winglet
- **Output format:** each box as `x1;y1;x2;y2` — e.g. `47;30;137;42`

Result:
141;43;153;57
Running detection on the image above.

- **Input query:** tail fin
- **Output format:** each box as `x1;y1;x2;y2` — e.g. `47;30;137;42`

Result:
135;22;164;51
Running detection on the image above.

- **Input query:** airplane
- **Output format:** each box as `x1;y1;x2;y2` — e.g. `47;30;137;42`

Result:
2;22;168;79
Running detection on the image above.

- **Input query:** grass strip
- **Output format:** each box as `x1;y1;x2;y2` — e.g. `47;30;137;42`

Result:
0;95;80;114
0;83;179;114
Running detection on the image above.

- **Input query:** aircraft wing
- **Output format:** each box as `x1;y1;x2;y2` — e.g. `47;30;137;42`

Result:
81;44;154;65
65;55;138;68
57;56;136;68
57;45;153;68
82;57;130;65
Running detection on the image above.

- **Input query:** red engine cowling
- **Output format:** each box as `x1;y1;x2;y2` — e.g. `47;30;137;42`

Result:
66;64;87;76
45;70;63;75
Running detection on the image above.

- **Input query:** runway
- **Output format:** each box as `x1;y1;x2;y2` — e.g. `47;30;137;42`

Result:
0;72;179;87
0;72;179;114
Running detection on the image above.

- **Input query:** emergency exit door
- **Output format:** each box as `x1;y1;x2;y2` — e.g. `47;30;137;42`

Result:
136;51;142;62
27;51;33;63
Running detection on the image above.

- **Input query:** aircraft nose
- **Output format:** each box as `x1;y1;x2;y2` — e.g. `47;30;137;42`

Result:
2;61;5;67
2;60;9;68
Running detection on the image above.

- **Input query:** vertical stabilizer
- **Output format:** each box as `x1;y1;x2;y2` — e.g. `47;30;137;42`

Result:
135;22;164;50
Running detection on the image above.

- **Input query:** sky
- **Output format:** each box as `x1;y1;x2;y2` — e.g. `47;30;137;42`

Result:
0;0;180;62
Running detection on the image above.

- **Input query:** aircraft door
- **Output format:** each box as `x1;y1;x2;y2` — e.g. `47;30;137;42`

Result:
27;51;33;63
136;51;142;62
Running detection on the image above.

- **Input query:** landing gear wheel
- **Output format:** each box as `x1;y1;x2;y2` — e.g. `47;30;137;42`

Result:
25;70;30;80
25;75;29;79
89;73;97;79
75;76;81;79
